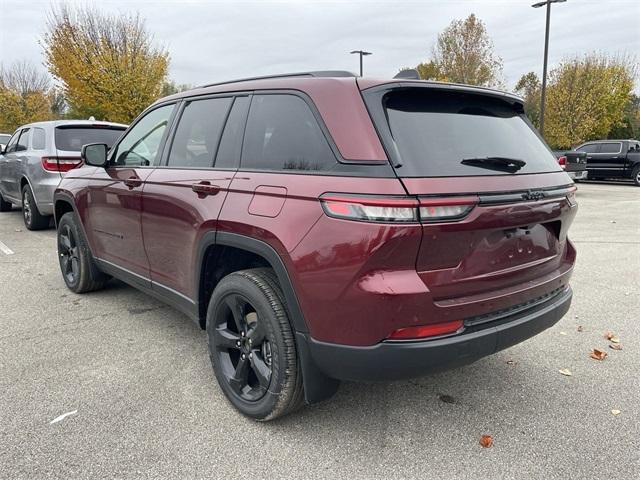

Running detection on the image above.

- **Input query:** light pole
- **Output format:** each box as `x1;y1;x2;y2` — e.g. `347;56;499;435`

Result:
532;0;566;137
350;50;372;77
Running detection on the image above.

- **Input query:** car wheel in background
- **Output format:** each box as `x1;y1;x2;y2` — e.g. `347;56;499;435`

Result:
57;212;110;293
207;268;304;421
21;184;51;230
0;192;12;212
632;165;640;187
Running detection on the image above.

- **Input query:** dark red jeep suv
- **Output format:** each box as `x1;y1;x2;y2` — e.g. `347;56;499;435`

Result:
54;71;577;420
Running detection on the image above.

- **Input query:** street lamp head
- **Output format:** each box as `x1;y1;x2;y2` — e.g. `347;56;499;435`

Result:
532;0;566;7
350;50;373;56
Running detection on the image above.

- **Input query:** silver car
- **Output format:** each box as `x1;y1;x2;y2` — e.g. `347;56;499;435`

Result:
0;120;127;229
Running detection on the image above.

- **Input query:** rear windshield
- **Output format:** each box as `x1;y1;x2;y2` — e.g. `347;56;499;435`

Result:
54;126;125;152
0;134;10;144
380;89;561;177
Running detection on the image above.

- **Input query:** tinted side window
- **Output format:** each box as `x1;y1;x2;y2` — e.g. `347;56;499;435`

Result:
167;97;232;168
576;144;599;153
4;131;20;153
242;94;336;172
215;96;250;169
32;128;46;150
16;129;30;152
599;142;621;154
113;104;175;166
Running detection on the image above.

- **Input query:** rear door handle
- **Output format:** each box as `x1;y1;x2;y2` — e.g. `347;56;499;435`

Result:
192;181;220;197
124;177;142;189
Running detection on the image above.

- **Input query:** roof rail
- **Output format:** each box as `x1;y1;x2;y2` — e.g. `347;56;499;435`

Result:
197;70;356;89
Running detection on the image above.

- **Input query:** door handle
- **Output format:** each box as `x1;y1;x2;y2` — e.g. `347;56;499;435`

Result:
192;181;221;197
124;177;142;189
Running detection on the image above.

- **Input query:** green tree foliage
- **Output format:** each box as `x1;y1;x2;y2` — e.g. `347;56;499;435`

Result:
42;4;169;124
544;54;637;149
514;72;541;130
414;14;503;87
0;61;53;132
160;80;192;98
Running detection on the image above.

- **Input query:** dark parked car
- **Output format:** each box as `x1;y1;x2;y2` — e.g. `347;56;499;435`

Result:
53;72;577;420
574;139;640;186
553;150;587;181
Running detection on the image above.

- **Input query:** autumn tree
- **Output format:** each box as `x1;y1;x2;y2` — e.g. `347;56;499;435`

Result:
515;72;542;129
42;4;169;123
415;14;503;87
544;54;637;149
0;61;53;132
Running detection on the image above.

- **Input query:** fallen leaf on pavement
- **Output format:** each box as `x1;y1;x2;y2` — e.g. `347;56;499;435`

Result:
577;325;584;332
611;409;621;416
590;349;607;360
438;394;455;404
506;360;517;365
604;331;617;340
610;336;620;344
558;368;572;376
560;331;567;336
609;344;623;351
479;435;493;448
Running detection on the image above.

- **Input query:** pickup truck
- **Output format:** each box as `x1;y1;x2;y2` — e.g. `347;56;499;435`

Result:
553;150;588;181
573;139;640;186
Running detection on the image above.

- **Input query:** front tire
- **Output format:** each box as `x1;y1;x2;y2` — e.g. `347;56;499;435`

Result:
22;184;50;230
57;212;109;293
207;268;304;421
0;192;11;212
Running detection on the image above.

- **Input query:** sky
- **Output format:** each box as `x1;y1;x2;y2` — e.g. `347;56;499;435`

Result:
1;0;639;92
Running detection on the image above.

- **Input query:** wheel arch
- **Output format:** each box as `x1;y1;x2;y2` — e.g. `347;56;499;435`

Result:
53;192;76;227
196;231;308;334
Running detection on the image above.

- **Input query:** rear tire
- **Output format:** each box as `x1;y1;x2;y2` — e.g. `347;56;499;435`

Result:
57;212;110;293
207;268;304;421
0;192;11;212
632;165;640;187
22;184;50;230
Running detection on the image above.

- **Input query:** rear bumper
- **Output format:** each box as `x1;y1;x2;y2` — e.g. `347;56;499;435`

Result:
302;287;572;382
567;170;587;180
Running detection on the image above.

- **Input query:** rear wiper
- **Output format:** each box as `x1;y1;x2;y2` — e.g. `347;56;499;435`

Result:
461;156;526;173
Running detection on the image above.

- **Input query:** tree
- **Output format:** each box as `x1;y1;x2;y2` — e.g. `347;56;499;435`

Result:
0;61;53;132
544;54;637;149
42;4;169;123
515;72;542;129
607;93;640;139
160;80;192;98
414;14;503;87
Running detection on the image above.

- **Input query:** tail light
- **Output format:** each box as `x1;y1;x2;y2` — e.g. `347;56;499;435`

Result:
41;156;82;172
558;156;567;169
387;320;463;340
320;194;477;223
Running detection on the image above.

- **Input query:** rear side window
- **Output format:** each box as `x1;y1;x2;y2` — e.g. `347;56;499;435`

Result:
16;128;30;152
167;97;232;168
242;94;336;172
32;128;46;150
599;142;621;154
576;144;599;153
55;126;125;151
377;89;561;177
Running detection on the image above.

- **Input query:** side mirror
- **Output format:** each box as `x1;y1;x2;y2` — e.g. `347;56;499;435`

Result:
82;143;108;167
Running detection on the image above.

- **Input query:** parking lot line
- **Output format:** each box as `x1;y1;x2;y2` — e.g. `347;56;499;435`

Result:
0;240;15;255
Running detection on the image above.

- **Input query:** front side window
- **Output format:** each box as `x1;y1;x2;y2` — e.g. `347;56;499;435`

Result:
576;144;599;153
32;128;46;150
16;128;30;152
4;131;20;153
113;104;175;167
167;97;232;168
241;94;336;172
599;142;621;154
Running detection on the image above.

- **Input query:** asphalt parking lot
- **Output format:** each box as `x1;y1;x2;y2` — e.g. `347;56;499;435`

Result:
0;181;638;479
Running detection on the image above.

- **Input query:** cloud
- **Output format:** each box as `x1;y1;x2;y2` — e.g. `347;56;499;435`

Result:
1;0;638;90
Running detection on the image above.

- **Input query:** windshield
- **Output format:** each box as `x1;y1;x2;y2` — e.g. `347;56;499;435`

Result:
380;88;561;177
55;126;125;152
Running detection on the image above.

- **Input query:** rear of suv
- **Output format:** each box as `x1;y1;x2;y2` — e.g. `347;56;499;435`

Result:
0;120;126;229
53;72;577;420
